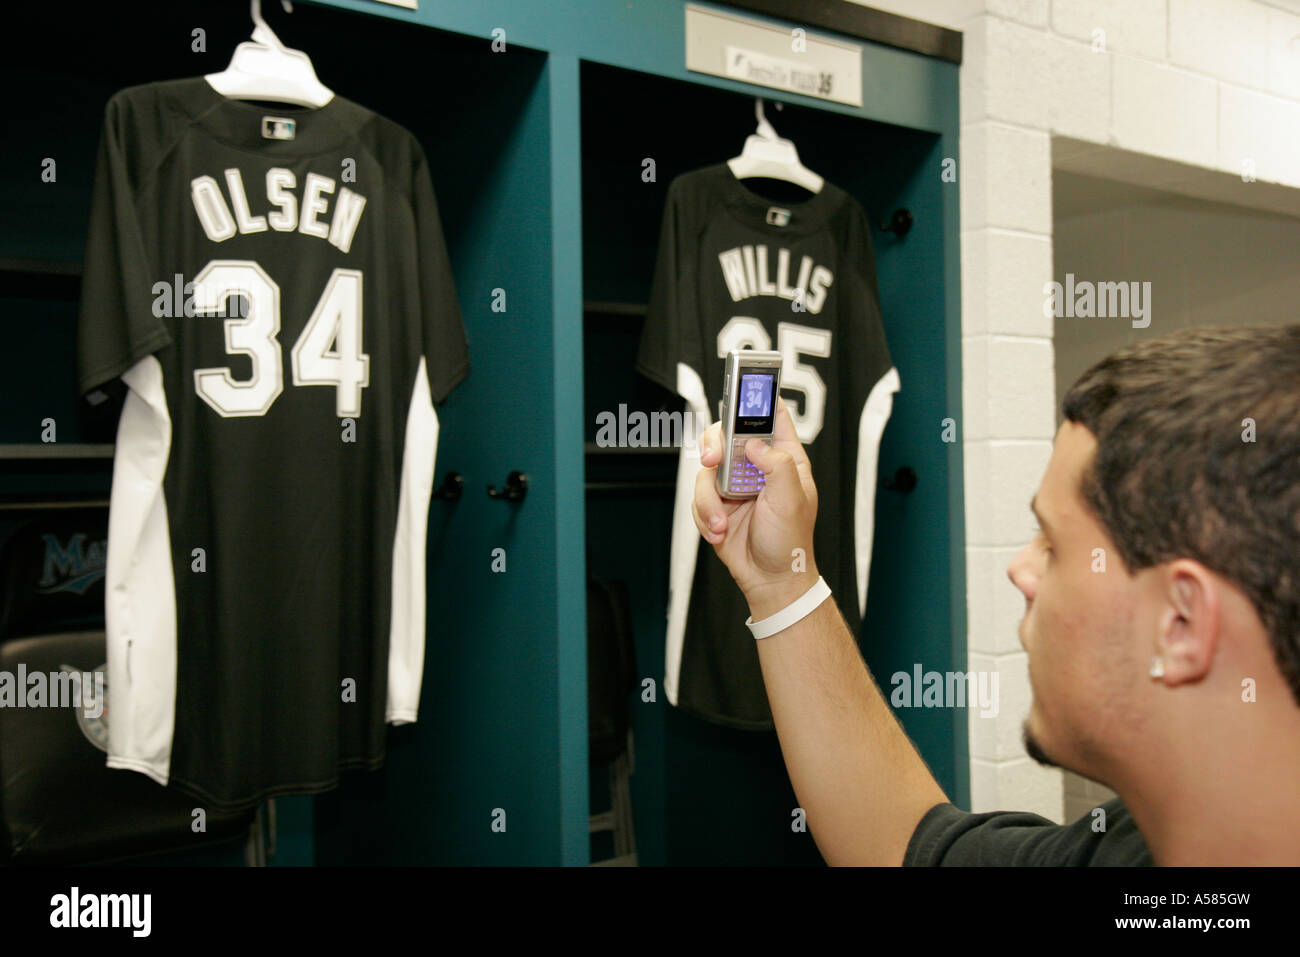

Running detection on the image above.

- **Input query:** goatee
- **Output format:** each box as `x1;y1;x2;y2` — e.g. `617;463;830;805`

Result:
1023;721;1059;768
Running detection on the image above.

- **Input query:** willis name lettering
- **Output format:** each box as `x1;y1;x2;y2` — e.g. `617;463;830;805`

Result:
717;243;834;314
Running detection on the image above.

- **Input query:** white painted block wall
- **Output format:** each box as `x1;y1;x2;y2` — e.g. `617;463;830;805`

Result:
849;0;1300;821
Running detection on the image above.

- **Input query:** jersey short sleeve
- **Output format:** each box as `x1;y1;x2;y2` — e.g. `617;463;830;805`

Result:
904;796;1154;866
411;147;469;403
77;94;172;394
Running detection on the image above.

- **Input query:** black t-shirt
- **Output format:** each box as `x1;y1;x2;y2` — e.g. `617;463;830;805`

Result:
904;796;1153;865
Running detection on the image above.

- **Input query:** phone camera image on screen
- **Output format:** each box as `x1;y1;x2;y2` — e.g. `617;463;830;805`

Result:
718;349;781;499
738;373;773;417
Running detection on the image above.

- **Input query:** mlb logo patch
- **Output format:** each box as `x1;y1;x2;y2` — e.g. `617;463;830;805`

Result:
261;116;297;140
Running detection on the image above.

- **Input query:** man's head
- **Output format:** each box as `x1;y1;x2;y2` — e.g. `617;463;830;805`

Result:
1007;325;1300;784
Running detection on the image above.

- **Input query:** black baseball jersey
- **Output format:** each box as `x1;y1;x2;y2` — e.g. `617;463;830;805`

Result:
77;78;469;809
637;164;897;730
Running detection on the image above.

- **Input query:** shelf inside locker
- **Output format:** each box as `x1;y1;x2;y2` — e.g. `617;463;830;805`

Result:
0;259;83;301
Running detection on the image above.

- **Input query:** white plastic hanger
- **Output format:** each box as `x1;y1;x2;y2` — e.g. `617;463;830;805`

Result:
206;0;333;108
727;99;824;194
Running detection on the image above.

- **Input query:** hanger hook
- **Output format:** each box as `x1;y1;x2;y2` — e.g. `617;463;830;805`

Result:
250;0;295;51
754;97;779;141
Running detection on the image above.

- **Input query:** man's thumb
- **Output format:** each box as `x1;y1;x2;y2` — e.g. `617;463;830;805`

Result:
745;438;799;499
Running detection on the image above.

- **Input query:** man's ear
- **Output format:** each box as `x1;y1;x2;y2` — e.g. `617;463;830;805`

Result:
1155;561;1219;687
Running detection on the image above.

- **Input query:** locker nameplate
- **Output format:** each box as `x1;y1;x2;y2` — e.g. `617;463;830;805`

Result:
686;3;863;108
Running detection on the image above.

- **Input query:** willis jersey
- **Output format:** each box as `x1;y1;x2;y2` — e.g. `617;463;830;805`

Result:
77;78;469;809
637;164;898;730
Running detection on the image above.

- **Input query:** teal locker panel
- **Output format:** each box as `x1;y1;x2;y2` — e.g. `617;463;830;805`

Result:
548;53;592;866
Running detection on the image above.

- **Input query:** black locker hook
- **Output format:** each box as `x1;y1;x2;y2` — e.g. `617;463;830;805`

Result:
882;466;917;494
487;471;529;502
880;208;914;238
432;471;463;500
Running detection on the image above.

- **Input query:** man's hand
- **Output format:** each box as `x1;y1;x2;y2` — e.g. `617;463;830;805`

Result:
692;397;820;619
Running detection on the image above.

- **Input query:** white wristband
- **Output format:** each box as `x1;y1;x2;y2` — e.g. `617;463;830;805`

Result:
745;576;832;639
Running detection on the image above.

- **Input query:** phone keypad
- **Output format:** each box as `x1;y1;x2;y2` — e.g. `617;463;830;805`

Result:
726;440;769;495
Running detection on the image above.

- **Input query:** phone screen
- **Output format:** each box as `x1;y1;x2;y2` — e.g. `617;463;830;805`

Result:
734;371;775;433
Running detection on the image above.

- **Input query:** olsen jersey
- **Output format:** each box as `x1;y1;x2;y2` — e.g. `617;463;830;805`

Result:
636;164;898;730
76;78;470;809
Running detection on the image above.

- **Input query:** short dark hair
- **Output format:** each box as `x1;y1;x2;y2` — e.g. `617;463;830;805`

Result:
1062;325;1300;709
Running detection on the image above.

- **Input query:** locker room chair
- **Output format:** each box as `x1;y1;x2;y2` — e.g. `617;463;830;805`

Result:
586;577;638;866
0;509;262;866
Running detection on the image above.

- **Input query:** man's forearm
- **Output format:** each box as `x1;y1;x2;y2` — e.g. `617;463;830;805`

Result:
748;572;950;865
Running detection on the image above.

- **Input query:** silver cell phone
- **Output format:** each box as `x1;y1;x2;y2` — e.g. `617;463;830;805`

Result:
716;349;783;499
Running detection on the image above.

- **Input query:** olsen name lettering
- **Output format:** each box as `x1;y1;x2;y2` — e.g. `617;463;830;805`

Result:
190;168;367;254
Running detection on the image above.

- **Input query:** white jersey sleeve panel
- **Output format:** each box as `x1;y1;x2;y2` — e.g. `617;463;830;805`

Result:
387;356;438;725
854;366;900;620
104;355;177;786
663;361;711;706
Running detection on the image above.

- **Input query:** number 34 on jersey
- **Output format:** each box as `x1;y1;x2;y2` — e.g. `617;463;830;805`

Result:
189;260;371;420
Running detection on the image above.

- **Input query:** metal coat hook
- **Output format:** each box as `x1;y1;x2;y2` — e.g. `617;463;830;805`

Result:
432;471;463;500
487;471;529;502
880;208;914;238
882;466;917;494
754;97;784;138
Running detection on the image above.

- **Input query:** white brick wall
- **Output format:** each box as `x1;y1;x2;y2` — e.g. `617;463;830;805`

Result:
1168;0;1269;89
1111;57;1217;168
1045;32;1110;142
1051;0;1166;58
961;123;1053;233
1217;84;1300;187
850;0;1300;822
961;229;1053;339
1268;6;1300;98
